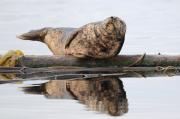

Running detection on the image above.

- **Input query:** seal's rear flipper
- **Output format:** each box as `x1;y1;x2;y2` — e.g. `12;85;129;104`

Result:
17;28;48;42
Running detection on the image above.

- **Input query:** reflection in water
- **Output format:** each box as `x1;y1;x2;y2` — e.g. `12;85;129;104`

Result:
0;73;16;80
0;73;22;84
23;77;128;116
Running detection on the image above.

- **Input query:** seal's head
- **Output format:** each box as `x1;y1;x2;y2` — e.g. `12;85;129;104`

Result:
100;16;126;40
68;16;127;58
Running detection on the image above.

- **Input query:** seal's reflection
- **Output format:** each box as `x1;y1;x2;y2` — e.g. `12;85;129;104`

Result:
23;77;128;116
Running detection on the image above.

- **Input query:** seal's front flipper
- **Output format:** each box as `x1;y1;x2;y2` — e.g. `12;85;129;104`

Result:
17;28;49;42
65;28;81;48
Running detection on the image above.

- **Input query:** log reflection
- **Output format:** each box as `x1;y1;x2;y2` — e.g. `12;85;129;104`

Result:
23;77;128;116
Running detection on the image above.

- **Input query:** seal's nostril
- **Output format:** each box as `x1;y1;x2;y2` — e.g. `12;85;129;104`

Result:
110;16;114;19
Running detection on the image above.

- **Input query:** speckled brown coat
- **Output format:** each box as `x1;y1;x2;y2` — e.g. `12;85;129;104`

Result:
18;16;126;59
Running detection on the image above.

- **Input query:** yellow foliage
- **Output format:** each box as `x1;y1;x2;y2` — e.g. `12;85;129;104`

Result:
0;50;24;67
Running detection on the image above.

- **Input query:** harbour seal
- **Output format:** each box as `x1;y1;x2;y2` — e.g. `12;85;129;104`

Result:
17;16;126;59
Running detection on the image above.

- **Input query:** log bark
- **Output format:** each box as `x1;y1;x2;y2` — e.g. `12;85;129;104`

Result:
1;54;179;83
14;54;180;68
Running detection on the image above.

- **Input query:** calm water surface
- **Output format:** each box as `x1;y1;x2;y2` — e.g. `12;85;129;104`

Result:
0;0;180;119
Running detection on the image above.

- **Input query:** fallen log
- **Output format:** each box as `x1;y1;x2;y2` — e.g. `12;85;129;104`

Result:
14;54;180;68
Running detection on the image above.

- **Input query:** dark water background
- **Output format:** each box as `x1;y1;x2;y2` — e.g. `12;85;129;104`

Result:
0;0;180;119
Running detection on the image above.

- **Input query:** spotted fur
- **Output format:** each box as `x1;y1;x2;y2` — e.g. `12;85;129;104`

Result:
17;16;126;59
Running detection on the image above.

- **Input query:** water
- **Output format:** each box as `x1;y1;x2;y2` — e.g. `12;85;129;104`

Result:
0;0;180;119
0;76;180;119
